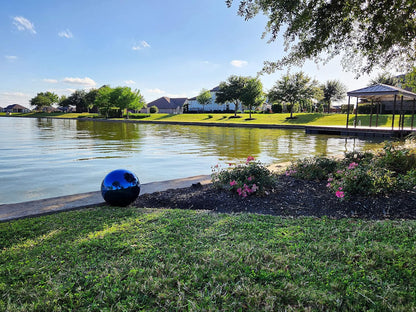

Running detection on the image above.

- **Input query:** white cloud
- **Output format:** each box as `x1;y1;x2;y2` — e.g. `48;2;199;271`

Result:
58;29;73;39
132;40;151;50
147;88;165;94
62;77;96;87
5;55;18;62
124;80;136;85
0;91;31;106
230;60;248;68
141;40;150;48
13;16;36;34
43;78;58;83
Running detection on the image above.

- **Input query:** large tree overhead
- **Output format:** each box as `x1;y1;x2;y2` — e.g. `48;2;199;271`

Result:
226;0;416;75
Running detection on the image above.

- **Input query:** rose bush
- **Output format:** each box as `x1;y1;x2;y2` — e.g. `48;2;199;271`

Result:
212;156;276;197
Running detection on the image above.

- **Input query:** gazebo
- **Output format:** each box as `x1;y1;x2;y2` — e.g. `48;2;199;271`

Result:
346;84;416;130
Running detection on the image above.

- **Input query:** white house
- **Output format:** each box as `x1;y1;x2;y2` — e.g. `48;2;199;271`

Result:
187;86;233;112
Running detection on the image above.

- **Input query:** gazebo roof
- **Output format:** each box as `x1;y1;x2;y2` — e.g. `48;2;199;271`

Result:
347;84;416;100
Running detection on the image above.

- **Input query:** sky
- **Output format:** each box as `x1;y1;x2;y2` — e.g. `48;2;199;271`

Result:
1;0;395;107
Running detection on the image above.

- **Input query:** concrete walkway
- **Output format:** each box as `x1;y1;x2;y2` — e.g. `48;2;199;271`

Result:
0;175;211;222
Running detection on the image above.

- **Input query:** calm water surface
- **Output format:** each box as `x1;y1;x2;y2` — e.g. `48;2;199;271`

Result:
0;117;383;204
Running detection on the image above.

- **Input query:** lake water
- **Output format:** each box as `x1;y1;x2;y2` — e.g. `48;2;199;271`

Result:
0;117;383;204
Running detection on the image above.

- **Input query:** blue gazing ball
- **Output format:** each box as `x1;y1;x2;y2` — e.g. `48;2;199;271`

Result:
101;169;141;206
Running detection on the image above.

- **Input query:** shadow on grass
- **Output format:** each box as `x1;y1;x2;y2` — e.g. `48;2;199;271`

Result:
152;114;176;120
283;113;324;124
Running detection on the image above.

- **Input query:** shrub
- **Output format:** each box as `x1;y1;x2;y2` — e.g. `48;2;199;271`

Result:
208;114;213;119
343;150;374;166
149;105;159;114
271;103;283;113
374;143;416;175
212;157;276;197
287;156;338;181
288;141;416;199
128;113;151;119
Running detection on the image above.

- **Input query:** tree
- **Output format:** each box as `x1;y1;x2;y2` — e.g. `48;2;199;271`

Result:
94;86;145;118
240;77;264;119
226;0;416;75
268;72;316;118
65;90;87;113
322;80;347;113
403;67;416;92
94;85;114;118
215;75;248;117
369;73;400;86
30;92;58;110
84;89;99;113
196;89;212;112
111;87;145;118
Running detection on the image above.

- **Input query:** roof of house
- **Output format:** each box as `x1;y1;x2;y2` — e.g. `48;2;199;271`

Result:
5;104;30;110
147;97;188;109
347;84;416;100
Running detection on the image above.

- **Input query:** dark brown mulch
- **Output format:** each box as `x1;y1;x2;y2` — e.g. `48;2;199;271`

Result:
134;176;416;220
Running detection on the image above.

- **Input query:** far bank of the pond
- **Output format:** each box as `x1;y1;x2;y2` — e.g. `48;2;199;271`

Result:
3;111;416;130
3;113;414;138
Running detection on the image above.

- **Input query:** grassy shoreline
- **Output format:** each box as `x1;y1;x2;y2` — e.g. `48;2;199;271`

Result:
2;112;416;128
1;206;415;311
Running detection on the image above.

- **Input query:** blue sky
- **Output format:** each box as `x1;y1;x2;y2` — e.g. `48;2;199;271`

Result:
1;0;388;107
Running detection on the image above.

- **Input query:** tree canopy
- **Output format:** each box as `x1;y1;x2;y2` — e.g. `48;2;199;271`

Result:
94;86;145;118
30;92;58;110
322;80;347;113
268;72;318;118
216;75;249;116
403;67;416;92
368;73;400;87
226;0;416;75
196;89;213;112
240;77;264;119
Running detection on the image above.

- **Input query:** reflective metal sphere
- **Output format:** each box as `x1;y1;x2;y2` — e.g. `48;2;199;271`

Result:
101;169;140;206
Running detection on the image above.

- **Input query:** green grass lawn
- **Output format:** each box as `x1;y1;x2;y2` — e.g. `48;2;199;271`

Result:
3;111;415;128
1;207;415;311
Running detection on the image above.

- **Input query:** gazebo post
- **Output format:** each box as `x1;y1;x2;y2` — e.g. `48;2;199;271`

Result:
369;99;373;128
354;97;359;128
346;96;351;128
392;94;397;130
401;96;405;130
376;100;379;127
412;98;415;130
399;96;404;131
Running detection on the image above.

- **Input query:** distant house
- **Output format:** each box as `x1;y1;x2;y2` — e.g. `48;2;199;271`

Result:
187;86;232;112
42;106;60;113
0;107;4;112
4;104;31;113
58;105;76;113
144;97;188;114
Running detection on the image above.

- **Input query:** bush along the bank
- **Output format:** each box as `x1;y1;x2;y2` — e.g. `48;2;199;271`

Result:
212;157;276;197
286;139;416;199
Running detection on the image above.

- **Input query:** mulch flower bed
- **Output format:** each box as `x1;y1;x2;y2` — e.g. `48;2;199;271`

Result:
134;175;416;220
